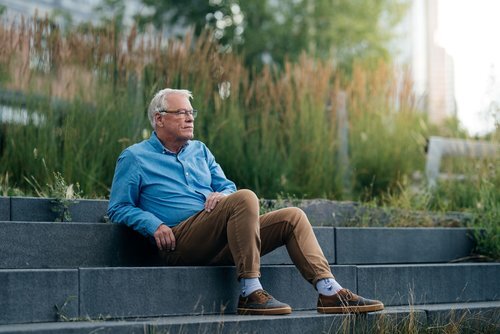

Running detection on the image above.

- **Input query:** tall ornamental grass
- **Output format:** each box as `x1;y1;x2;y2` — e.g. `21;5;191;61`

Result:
0;16;453;201
348;62;429;200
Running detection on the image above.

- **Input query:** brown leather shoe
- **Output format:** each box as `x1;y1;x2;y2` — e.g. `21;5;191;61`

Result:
237;289;292;315
317;289;384;314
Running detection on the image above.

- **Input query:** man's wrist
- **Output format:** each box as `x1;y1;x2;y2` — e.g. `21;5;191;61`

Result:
148;221;165;236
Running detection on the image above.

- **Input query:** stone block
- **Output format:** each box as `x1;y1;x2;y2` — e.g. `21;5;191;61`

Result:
79;266;239;318
68;199;109;222
0;222;333;269
299;200;471;227
150;310;424;334
0;197;9;221
261;227;334;264
423;301;500;332
79;265;356;318
10;197;109;222
0;269;78;325
10;197;56;222
0;222;160;269
335;227;475;264
0;321;147;334
300;200;391;226
0;309;428;334
357;263;500;306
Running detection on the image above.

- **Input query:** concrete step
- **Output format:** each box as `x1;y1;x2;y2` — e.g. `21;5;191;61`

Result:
1;196;472;227
0;265;353;325
0;222;162;268
0;302;498;334
1;264;498;325
334;227;475;264
1;197;108;223
0;222;334;268
357;263;500;306
0;222;474;268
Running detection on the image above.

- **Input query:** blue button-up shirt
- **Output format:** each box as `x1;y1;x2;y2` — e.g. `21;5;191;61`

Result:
107;132;237;237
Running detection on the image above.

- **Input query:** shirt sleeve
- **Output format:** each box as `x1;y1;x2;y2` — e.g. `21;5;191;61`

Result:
107;150;164;237
204;145;237;195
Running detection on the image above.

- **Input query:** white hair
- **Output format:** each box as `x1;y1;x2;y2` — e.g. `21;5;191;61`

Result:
147;88;193;128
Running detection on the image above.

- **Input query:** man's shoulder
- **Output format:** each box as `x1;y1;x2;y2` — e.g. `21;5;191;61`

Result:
187;140;207;149
120;140;150;158
185;140;212;155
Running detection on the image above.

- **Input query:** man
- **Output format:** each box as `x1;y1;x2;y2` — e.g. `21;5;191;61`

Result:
108;88;384;315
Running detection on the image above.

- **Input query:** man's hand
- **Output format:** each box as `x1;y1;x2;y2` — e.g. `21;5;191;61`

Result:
154;224;176;251
205;192;227;212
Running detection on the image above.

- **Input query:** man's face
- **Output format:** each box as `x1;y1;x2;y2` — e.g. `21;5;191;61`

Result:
156;93;194;143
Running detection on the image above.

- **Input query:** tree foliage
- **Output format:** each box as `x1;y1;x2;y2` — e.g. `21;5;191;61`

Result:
135;0;409;71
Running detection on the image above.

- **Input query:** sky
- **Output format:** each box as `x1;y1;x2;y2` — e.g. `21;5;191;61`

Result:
437;0;500;135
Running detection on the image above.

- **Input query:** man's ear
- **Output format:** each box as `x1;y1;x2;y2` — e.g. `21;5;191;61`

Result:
155;113;163;127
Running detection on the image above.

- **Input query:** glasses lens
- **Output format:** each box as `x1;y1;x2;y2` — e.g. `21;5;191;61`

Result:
159;109;197;118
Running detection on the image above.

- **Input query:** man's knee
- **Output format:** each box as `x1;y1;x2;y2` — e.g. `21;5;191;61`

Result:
269;207;310;228
227;189;259;207
279;207;310;227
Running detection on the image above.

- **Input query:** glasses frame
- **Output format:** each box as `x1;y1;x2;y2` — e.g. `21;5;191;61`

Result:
157;108;198;119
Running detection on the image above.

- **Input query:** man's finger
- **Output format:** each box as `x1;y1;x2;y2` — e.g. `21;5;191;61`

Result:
206;193;215;209
205;195;215;211
155;236;163;251
170;233;176;251
154;224;175;251
205;193;223;211
163;235;172;251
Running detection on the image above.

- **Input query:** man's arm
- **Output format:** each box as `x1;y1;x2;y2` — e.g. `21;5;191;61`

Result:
205;145;237;195
107;150;164;237
202;145;237;211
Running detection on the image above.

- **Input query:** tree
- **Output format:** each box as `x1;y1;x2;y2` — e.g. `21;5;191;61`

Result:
135;0;244;50
135;0;408;71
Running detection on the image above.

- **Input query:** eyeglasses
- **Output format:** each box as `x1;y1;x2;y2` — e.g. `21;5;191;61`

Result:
158;109;198;119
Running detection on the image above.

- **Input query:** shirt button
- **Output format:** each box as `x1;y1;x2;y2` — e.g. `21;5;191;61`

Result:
185;172;189;176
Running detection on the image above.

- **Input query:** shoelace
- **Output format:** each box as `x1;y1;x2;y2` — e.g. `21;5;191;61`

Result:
341;289;355;301
254;290;272;301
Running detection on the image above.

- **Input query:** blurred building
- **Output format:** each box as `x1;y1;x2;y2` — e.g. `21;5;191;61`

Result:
0;0;100;24
394;0;457;124
0;0;143;26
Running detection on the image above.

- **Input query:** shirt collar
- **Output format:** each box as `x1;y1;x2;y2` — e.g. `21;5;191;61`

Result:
148;131;190;155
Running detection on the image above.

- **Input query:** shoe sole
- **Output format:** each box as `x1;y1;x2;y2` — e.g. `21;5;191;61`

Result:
317;303;384;314
237;306;292;315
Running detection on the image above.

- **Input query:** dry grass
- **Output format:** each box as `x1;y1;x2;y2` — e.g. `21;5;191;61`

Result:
0;14;493;206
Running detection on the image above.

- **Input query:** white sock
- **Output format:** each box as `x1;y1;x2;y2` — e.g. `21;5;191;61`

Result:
240;277;263;297
316;278;343;296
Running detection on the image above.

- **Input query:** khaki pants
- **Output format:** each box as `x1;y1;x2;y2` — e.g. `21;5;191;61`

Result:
160;189;333;285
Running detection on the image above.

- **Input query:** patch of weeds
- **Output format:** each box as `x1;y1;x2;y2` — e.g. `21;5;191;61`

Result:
49;171;82;222
0;172;25;196
347;200;386;227
470;178;499;261
54;295;78;322
25;159;82;222
381;177;438;227
426;308;500;334
259;192;302;215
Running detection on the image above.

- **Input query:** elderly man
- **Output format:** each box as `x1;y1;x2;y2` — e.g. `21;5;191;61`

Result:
108;88;384;315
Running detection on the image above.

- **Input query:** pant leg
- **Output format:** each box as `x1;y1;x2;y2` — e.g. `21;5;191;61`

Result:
212;206;334;286
259;207;333;285
159;189;262;279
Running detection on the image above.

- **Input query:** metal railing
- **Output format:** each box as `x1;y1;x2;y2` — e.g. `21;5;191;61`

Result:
425;136;499;187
